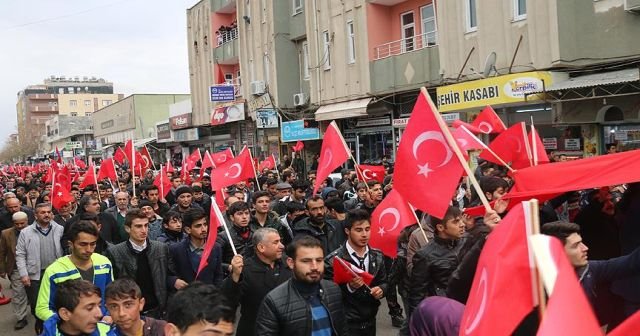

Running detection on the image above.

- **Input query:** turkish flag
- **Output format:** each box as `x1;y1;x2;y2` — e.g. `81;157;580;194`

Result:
479;122;530;167
531;234;602;336
394;91;464;218
332;256;374;286
79;164;98;189
216;65;225;84
356;164;385;184
74;157;87;170
292;140;305;152
51;165;72;191
153;166;172;199
186;149;202;171
166;160;175;174
55;146;63;164
197;200;223;278
472;106;507;134
609;310;640;336
451;125;486;163
139;146;154;170
113;147;126;165
313;122;350;195
124;139;135;164
215;189;227;212
369;190;417;257
210;148;234;166
210;150;256;190
460;201;537;336
97;158;118;182
259;155;276;171
51;174;75;210
181;160;192;186
201;150;216;171
529;125;549;166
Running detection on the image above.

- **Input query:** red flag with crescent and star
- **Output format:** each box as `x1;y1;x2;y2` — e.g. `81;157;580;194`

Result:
369;190;416;257
394;91;464;219
196;198;222;278
210;148;234;166
114;147;127;165
479;122;531;168
153;166;172;199
209;149;256;190
460;201;537;336
51;172;75;211
313;121;351;195
453;106;507;135
138;146;154;171
332;256;374;286
292;140;305;152
259;155;276;171
201;150;216;171
186;149;202;172
74;157;87;170
79;164;98;189
355;164;385;184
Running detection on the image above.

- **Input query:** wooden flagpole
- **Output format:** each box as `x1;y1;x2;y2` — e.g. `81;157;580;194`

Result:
93;165;102;203
246;147;261;191
145;144;157;170
329;121;372;192
130;140;136;198
272;154;282;180
212;198;237;255
420;87;492;213
530;116;538;166
528;199;547;317
459;125;515;173
409;203;430;244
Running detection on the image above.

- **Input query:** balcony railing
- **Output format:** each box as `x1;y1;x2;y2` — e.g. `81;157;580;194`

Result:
373;32;438;61
217;27;238;47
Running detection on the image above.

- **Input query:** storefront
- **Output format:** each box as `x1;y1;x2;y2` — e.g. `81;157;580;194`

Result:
342;116;393;164
280;119;321;171
255;109;280;161
210;101;246;153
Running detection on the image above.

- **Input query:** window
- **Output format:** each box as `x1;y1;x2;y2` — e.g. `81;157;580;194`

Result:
262;0;267;23
102;100;112;106
293;0;302;15
58;88;64;94
84;100;91;107
322;31;331;70
421;5;437;46
346;20;356;64
224;73;234;84
302;41;310;79
401;11;415;52
70;100;78;107
85;112;92;117
70;112;78;117
263;54;271;84
69;87;75;94
466;0;477;32
514;0;526;20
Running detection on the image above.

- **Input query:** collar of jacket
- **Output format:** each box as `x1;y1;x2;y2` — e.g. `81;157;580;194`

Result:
434;235;459;249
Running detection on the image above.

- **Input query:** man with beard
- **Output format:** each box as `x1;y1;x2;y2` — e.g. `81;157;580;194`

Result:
215;202;255;273
105;278;167;336
256;236;345;335
40;279;112;336
324;209;387;336
250;191;291;246
170;208;222;286
293;196;345;255
36;221;113;322
223;228;291;336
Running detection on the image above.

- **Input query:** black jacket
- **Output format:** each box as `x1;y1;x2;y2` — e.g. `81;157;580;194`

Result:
292;218;345;255
256;279;345;336
409;236;466;311
214;224;255;271
105;240;177;309
169;237;223;287
249;211;292;246
0;207;34;231
324;243;388;323
221;256;292;336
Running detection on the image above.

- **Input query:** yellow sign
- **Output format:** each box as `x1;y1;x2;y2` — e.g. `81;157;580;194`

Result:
436;71;557;112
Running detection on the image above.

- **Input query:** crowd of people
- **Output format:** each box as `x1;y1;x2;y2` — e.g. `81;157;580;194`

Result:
0;151;638;335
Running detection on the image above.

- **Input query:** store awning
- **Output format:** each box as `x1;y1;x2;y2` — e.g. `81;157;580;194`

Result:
315;98;372;121
543;68;640;92
101;144;116;150
134;137;156;147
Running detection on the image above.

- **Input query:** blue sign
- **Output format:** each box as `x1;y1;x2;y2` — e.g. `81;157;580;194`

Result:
210;85;235;102
281;120;320;142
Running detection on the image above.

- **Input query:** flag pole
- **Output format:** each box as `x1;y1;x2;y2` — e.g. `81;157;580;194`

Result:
212;199;237;255
246;148;262;191
521;122;533;167
159;164;165;201
409;203;430;244
530;116;538;166
460;126;515;173
93;165;102;203
330;121;372;192
130;140;136;198
145;144;157;170
420;87;492;213
335;256;372;292
273;154;282;180
529;199;547;318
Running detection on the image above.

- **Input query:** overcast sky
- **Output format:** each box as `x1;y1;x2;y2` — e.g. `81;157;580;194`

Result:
0;0;199;144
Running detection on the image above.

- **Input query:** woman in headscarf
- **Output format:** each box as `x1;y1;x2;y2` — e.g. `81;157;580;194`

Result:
409;296;464;336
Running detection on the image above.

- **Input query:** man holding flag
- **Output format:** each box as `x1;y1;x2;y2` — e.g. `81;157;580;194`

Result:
324;209;387;336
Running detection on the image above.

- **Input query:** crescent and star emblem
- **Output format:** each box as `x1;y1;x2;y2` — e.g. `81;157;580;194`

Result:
412;131;453;178
217;154;227;163
478;121;493;134
224;163;242;178
362;169;373;180
464;267;488;334
377;207;401;236
507;136;523;152
321;149;333;170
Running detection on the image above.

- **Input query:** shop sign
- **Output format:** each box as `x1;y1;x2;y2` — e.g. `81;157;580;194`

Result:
211;103;245;126
156;123;171;140
281;120;320;142
564;138;581;150
614;131;628;141
543;137;558;150
101;120;114;129
173;128;199;142
355;117;390;128
170;113;192;130
256;109;279;129
87;149;102;156
393;118;409;127
85;140;95;148
209;85;235;102
442;113;460;124
65;141;82;150
248;93;272;112
436;71;559;112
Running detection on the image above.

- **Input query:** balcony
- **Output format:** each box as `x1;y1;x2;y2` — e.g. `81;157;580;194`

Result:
370;35;440;94
214;30;239;65
211;0;236;14
30;104;58;113
367;0;409;5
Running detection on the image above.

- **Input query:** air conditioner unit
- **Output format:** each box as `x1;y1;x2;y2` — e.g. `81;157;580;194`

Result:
293;93;307;107
250;81;265;95
626;0;640;12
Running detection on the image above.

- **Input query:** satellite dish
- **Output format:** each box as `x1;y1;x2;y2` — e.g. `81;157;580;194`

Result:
482;52;497;78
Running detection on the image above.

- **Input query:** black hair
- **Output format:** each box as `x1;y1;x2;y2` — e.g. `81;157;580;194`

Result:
163;211;182;225
541;221;581;245
282;170;295;181
291;179;310;192
192;185;203;193
54;279;101;313
324;197;345;214
227;201;250;217
145;184;159;193
251;190;271;204
286;201;306;214
479;176;509;195
166;282;235;333
367;180;381;189
105;278;142;301
124;208;147;227
344;209;371;230
305;195;324;210
68;220;99;242
265;178;278;187
182;207;206;228
286;235;324;260
431;206;463;227
78;195;99;214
